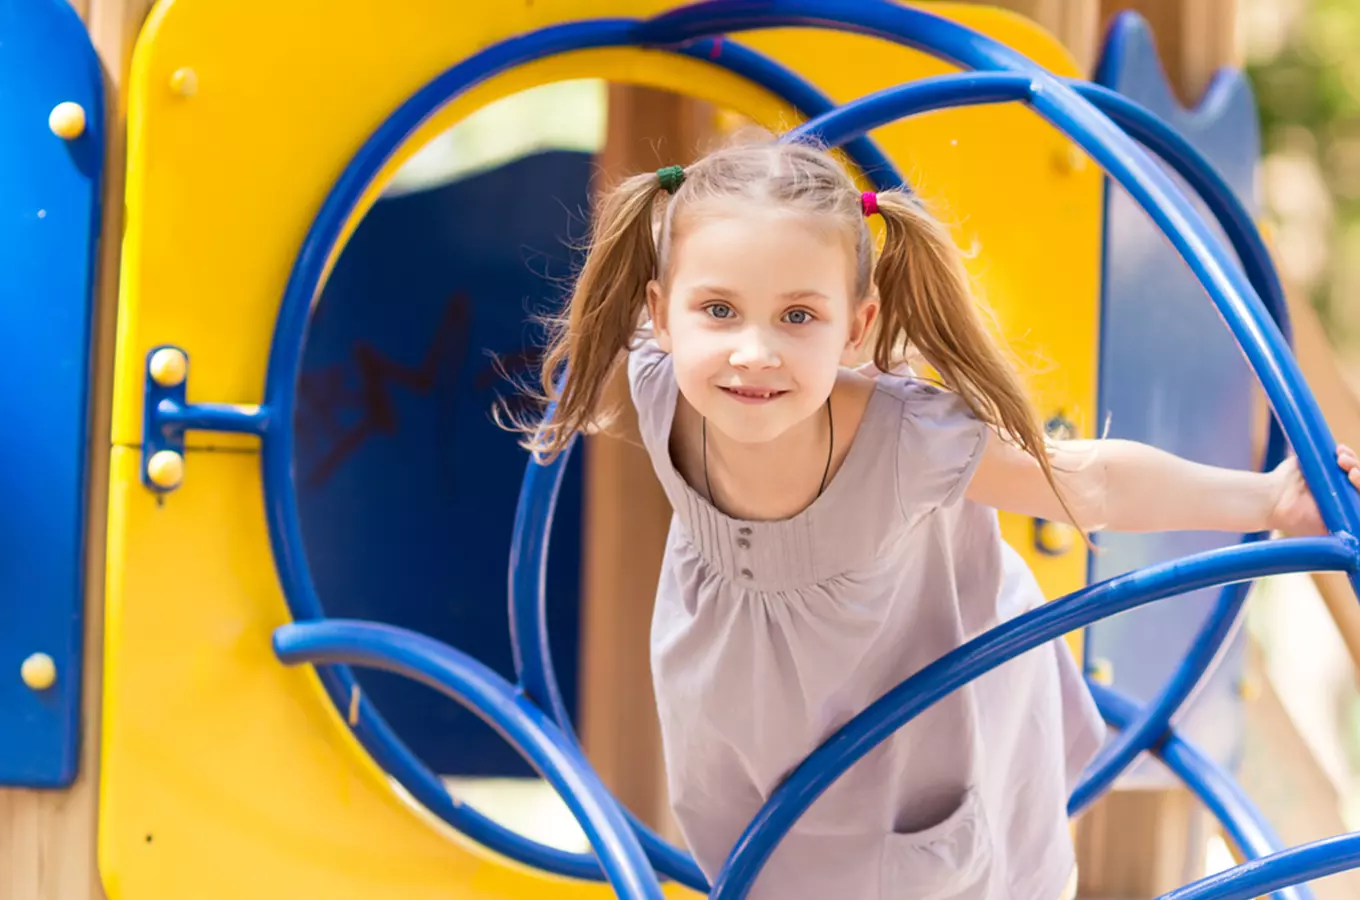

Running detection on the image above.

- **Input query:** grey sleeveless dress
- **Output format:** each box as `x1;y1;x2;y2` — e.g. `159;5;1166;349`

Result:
627;338;1105;900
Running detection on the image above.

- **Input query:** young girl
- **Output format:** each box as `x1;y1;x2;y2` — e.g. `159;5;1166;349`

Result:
518;138;1359;900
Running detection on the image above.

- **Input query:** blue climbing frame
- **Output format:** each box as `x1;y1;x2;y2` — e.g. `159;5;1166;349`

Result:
153;1;1358;898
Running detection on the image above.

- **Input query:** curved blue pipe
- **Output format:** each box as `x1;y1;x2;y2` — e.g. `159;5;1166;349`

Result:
700;535;1356;898
1156;836;1360;900
1092;682;1309;900
271;619;663;899
263;17;900;890
777;66;1298;815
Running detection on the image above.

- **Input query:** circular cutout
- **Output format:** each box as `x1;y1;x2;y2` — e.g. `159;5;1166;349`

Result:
262;22;897;891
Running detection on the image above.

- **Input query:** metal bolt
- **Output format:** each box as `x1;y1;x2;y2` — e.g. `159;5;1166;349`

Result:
21;653;56;691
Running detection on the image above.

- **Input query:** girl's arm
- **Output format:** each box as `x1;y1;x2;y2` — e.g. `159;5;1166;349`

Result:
963;433;1360;535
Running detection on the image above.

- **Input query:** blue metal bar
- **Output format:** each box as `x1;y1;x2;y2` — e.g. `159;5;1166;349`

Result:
1091;682;1310;900
702;535;1357;899
153;398;271;436
1060;78;1292;811
785;68;1295;815
508;405;576;728
776;60;1305;821
640;0;1360;568
786;70;1034;141
271;619;663;900
262;17;899;890
1155;836;1360;900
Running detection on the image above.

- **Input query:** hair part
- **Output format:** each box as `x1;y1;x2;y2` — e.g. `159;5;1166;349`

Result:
508;135;1082;531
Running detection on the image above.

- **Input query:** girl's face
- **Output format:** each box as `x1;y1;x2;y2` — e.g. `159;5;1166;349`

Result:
648;209;878;445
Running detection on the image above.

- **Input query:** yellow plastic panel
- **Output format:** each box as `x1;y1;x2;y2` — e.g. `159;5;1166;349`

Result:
105;1;1102;897
101;448;701;899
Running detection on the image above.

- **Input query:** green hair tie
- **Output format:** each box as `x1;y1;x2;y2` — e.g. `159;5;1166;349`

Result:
656;165;685;194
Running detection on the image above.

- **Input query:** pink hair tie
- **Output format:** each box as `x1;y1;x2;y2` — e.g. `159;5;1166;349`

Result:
861;191;879;217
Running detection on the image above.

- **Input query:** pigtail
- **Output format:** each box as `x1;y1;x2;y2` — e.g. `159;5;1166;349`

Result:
511;170;674;461
870;190;1084;529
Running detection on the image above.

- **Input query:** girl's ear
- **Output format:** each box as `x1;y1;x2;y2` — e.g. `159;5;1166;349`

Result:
842;288;880;365
646;279;673;352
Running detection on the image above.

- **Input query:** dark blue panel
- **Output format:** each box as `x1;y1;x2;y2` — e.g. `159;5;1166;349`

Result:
0;0;103;788
294;150;588;777
1088;12;1259;783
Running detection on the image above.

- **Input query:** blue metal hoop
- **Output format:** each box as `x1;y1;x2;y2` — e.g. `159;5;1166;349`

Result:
262;18;906;891
271;620;664;899
775;66;1296;817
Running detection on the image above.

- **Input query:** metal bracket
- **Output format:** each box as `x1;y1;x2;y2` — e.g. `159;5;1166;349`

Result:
142;344;271;492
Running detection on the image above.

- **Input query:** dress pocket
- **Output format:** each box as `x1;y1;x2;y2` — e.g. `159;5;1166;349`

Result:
879;787;993;899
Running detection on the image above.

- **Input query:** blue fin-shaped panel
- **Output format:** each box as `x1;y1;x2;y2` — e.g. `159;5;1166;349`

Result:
0;0;103;787
1087;12;1262;785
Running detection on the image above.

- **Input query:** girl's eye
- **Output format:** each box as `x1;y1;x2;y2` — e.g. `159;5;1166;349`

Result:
705;303;734;320
783;309;814;325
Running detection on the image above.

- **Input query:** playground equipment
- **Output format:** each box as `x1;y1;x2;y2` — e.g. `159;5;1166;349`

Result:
5;0;1360;897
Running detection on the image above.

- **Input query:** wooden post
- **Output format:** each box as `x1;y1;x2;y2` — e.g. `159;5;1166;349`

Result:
0;2;155;898
576;86;714;836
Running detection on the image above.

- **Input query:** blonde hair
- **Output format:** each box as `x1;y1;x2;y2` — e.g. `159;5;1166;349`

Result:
512;137;1075;523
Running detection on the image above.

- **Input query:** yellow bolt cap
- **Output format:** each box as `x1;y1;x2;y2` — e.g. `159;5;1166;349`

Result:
21;653;56;690
48;102;86;139
147;450;185;489
170;67;199;97
149;347;188;387
1036;520;1075;555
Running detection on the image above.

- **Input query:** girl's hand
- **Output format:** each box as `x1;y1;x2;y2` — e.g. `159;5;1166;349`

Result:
1267;444;1360;536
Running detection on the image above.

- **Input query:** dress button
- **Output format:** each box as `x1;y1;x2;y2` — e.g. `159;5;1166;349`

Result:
736;537;751;550
738;526;753;536
740;568;754;579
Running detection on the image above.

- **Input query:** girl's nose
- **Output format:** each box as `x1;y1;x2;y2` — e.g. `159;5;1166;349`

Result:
728;328;781;370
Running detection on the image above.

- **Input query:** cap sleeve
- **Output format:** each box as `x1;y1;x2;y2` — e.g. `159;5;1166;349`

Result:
626;328;678;461
894;380;989;516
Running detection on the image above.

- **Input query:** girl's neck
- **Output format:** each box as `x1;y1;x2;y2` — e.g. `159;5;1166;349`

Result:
671;370;876;522
705;406;831;521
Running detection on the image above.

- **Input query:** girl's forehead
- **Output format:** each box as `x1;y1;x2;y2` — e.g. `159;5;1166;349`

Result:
665;208;859;292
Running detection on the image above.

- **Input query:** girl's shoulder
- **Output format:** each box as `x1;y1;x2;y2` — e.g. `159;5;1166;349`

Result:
851;361;990;515
852;360;976;427
626;329;678;460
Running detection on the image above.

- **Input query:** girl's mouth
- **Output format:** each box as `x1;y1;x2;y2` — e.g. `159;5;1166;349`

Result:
719;385;788;404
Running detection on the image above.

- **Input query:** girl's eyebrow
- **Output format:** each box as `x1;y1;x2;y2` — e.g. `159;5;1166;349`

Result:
685;286;830;301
